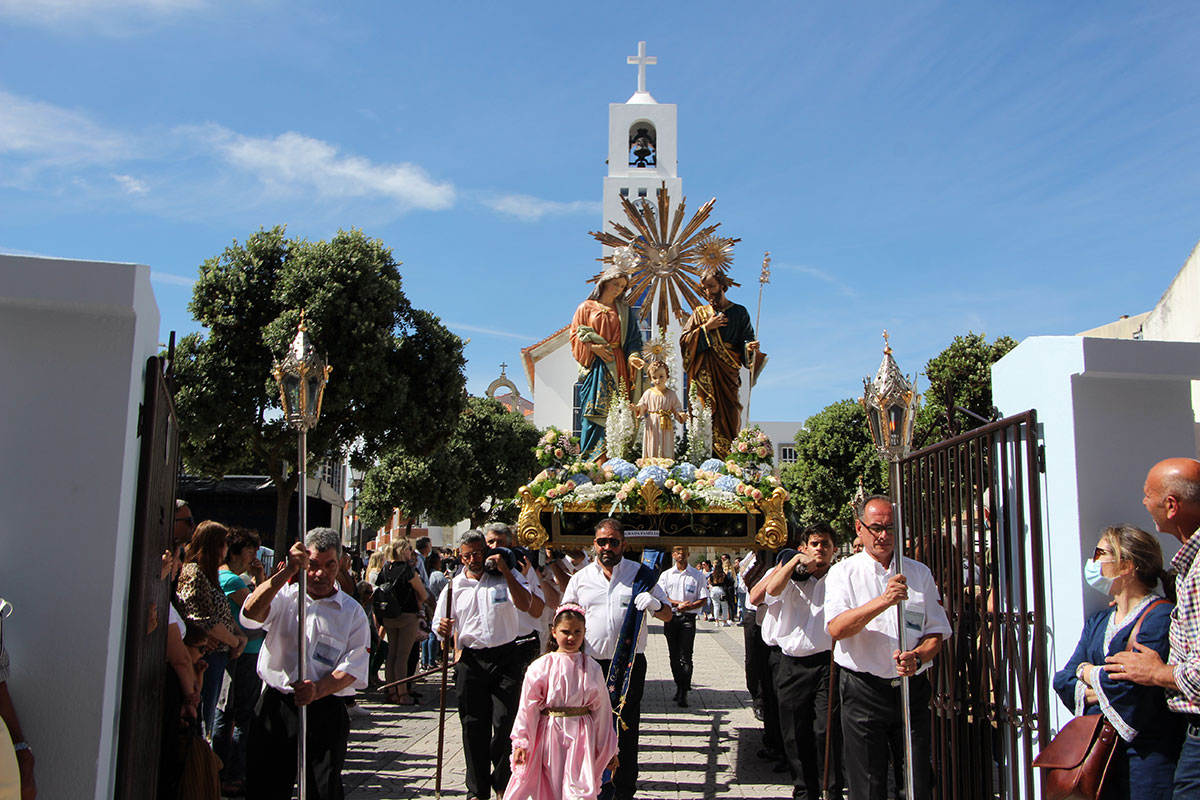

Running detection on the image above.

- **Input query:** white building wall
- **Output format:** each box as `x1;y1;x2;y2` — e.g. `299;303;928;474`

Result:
530;343;578;433
0;254;161;800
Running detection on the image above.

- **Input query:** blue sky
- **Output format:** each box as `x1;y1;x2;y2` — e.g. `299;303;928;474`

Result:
3;1;1199;427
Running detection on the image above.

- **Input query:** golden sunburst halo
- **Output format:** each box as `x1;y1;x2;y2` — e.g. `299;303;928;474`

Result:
589;182;740;326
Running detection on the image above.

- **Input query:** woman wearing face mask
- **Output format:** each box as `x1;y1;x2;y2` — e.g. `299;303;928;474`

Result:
1052;524;1183;799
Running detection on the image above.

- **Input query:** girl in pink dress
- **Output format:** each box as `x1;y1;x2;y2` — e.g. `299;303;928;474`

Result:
633;360;686;460
504;605;619;800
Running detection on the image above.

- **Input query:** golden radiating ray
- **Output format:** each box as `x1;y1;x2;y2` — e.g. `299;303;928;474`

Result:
590;182;737;324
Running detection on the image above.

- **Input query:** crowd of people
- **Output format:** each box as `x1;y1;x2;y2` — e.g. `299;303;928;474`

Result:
136;454;1200;800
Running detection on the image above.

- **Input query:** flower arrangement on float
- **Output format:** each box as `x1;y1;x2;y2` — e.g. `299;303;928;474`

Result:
521;425;787;515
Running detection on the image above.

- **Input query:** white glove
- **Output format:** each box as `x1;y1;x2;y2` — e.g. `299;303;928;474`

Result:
634;592;663;612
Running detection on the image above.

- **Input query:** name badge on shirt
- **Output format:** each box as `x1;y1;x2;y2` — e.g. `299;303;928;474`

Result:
618;588;632;610
492;586;508;604
314;634;341;668
904;599;925;637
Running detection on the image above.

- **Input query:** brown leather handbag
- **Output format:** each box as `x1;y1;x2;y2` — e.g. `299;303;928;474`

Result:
1034;598;1167;800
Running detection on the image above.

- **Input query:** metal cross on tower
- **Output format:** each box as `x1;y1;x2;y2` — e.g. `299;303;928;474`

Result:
627;40;657;94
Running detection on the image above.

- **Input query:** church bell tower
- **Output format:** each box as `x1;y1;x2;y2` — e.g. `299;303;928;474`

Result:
602;41;682;249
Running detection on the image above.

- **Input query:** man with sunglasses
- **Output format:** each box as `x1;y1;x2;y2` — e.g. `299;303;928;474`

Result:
825;495;951;800
560;520;672;800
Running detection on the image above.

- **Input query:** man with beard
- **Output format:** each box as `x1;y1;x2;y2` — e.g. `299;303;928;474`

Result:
560;520;672;800
433;529;533;800
240;527;371;800
679;266;765;458
764;523;843;800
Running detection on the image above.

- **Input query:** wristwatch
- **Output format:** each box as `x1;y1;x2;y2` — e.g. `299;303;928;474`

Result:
13;741;30;754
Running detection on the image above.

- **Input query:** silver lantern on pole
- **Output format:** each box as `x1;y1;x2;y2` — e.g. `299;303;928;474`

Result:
860;331;920;800
271;312;332;800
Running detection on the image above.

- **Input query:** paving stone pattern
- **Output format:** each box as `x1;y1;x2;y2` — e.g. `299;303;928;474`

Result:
343;621;795;800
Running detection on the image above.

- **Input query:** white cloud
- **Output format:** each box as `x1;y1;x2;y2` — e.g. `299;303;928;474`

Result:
112;173;148;195
0;90;131;166
189;125;456;211
150;271;196;287
0;0;205;27
774;261;859;298
484;193;601;222
446;322;537;341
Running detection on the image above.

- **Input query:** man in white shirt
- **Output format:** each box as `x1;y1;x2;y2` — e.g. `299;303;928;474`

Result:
825;496;952;800
656;545;709;707
560;519;672;800
483;522;546;673
764;523;843;800
240;528;371;800
433;529;533;800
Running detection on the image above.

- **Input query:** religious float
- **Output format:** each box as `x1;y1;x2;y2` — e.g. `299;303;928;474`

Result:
514;425;790;550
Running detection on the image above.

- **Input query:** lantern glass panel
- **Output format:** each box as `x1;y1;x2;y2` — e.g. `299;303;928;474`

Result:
867;405;883;449
887;404;905;448
283;374;301;418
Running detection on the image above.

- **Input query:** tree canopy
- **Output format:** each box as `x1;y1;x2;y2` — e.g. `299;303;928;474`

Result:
173;226;467;552
356;397;540;531
780;399;888;539
915;332;1017;446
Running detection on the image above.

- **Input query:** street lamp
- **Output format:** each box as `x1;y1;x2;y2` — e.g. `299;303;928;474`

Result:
271;313;331;800
860;330;920;800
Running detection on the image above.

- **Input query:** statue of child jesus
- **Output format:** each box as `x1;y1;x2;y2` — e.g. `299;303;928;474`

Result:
632;360;687;460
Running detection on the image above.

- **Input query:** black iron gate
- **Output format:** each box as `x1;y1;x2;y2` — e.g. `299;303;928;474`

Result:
115;356;180;800
898;410;1048;800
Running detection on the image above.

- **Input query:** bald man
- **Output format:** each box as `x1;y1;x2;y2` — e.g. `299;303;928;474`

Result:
1108;458;1200;797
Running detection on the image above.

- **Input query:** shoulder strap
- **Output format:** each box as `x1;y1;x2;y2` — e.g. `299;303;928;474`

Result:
1127;597;1168;649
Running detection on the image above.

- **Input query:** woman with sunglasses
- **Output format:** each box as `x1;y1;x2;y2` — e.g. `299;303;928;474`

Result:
1052;524;1183;799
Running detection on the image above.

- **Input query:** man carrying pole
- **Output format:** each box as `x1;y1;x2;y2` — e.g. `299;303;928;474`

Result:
240;528;371;800
824;496;950;800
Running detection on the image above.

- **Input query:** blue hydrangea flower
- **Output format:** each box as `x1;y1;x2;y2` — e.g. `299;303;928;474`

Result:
699;458;726;473
569;473;593;487
607;459;638;480
636;465;669;487
670;463;697;483
714;474;742;494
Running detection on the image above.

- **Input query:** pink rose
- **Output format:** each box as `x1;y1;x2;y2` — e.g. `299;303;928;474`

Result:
566;480;576;490
680;490;692;502
738;442;748;452
752;489;764;501
616;491;628;502
554;447;564;458
757;446;768;458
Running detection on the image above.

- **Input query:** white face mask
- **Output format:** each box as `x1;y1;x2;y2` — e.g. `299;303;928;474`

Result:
1084;557;1114;595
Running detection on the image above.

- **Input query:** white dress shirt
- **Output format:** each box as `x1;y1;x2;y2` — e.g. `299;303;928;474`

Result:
823;551;952;678
240;582;370;696
763;572;833;657
657;564;709;614
432;568;530;650
560;558;670;660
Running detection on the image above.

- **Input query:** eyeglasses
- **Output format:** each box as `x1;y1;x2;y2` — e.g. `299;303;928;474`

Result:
1092;547;1115;562
859;523;894;535
175;516;194;525
594;538;622;548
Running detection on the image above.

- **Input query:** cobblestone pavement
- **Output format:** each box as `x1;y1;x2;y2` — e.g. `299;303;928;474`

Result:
343;620;796;800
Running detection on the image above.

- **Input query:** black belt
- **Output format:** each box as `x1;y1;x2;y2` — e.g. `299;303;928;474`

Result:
783;650;832;665
463;640;518;655
514;632;540;647
845;667;903;689
1184;713;1200;737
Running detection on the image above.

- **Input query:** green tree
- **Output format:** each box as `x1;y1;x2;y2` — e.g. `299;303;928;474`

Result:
357;397;540;532
173;226;467;553
915;332;1017;446
780;399;887;539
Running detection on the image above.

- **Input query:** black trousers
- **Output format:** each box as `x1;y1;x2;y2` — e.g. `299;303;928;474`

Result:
761;644;784;753
597;653;648;800
245;687;350;800
457;642;523;799
663;613;697;693
840;669;932;800
745;618;764;701
515;632;541;675
776;651;843;800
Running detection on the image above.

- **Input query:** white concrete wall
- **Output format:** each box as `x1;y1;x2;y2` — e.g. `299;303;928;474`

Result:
1143;240;1200;343
0;254;160;800
992;336;1200;742
530;344;577;433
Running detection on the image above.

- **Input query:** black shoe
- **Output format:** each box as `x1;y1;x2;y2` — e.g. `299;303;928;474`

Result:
757;747;782;761
679;693;689;707
773;760;790;773
673;687;682;703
